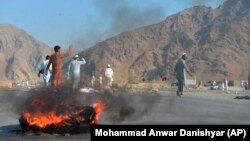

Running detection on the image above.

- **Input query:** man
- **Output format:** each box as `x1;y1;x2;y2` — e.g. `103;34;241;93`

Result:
67;55;86;91
174;52;192;97
221;82;225;91
45;45;74;88
240;80;244;91
91;75;96;87
225;79;229;93
38;55;52;87
105;64;114;88
99;76;103;87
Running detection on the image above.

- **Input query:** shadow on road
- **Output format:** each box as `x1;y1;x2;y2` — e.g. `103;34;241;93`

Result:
234;96;250;100
0;124;20;134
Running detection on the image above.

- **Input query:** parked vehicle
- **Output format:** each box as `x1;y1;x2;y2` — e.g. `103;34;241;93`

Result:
204;81;213;87
171;82;178;87
210;85;219;90
244;82;248;90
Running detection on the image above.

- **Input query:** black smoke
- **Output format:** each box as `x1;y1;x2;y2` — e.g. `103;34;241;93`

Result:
72;0;165;51
6;86;165;125
72;0;226;52
99;89;163;123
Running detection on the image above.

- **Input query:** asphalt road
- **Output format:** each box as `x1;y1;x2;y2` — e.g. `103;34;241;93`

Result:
0;88;249;141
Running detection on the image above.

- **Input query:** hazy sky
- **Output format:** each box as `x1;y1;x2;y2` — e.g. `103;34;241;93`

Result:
1;0;225;50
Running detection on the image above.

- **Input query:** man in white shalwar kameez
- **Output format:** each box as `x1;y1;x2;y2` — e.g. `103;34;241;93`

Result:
67;55;86;91
105;64;114;88
38;55;52;87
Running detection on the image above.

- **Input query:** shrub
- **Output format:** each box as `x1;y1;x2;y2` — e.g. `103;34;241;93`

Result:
121;83;133;89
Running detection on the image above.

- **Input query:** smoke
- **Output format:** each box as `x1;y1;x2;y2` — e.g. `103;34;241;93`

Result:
100;90;163;123
12;87;92;114
92;0;165;36
7;86;163;125
71;0;227;51
71;0;226;51
72;0;165;51
5;86;250;127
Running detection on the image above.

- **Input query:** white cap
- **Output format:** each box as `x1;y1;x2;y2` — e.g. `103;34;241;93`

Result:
183;52;187;55
107;64;111;67
74;55;79;58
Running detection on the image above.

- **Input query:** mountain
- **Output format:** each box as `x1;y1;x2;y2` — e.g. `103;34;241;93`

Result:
0;24;53;83
77;0;250;83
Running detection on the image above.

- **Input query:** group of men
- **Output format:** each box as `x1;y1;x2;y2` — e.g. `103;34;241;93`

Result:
38;45;191;96
38;45;114;91
38;45;190;96
38;46;248;97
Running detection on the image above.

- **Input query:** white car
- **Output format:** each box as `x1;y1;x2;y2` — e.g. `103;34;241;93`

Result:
210;85;219;90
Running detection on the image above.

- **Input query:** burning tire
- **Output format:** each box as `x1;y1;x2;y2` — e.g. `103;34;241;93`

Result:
19;106;97;134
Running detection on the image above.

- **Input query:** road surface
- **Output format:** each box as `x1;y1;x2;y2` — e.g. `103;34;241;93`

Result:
0;88;249;140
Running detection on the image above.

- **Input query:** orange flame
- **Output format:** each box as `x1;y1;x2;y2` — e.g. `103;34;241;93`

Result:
91;100;106;124
22;98;106;129
22;110;71;129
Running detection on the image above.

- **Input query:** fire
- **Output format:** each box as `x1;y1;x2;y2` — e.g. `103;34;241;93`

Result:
20;97;106;131
22;110;71;129
91;100;106;124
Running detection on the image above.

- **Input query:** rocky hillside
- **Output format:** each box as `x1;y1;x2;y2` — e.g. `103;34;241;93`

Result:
0;24;52;83
77;0;250;83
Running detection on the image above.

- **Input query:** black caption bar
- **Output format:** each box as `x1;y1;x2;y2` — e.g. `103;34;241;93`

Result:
91;125;249;141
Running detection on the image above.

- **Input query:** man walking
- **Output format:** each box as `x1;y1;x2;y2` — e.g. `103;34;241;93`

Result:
174;52;192;97
38;55;51;87
67;55;86;91
45;45;74;89
225;79;229;93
